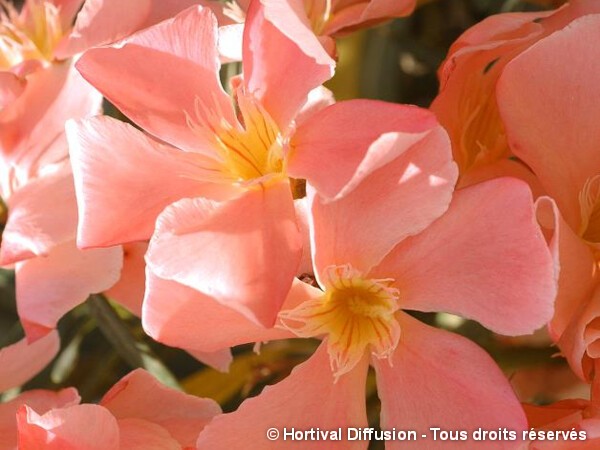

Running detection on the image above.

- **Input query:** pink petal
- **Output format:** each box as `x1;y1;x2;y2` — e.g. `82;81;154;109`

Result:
288;100;439;199
75;6;236;154
497;15;600;230
374;313;527;450
373;178;556;335
0;62;101;175
67;116;234;248
16;241;123;341
0;72;25;109
243;0;334;130
142;269;317;352
105;242;148;317
309;126;456;276
0;331;60;392
196;341;369;449
534;198;598;343
0;388;80;450
101;369;221;447
57;0;222;57
0;169;77;265
145;180;302;327
558;284;600;381
117;418;180;450
17;404;120;450
187;348;233;373
323;0;415;36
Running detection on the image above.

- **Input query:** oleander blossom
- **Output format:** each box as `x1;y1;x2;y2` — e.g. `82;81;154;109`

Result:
14;369;221;449
135;103;557;449
67;1;337;327
491;4;600;381
0;0;125;341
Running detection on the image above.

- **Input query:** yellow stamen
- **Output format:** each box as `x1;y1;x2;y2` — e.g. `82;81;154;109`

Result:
0;0;64;69
186;91;284;183
280;264;401;380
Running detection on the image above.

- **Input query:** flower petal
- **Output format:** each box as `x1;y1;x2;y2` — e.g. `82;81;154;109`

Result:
105;242;148;317
16;404;120;450
309;126;456;276
67;116;234;248
117;418;180;450
497;15;600;229
0;331;60;392
0;169;77;265
145;180;302;327
288;100;440;199
142;269;316;352
101;369;220;448
0;388;80;450
374;313;527;449
243;0;334;130
196;341;369;449
373;178;556;335
16;242;123;341
75;6;236;154
57;0;224;57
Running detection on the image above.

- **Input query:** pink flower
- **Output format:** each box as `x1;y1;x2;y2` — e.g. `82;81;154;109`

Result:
140;106;556;448
57;0;245;61
14;369;221;449
68;2;339;327
493;8;600;381
524;393;600;449
0;331;79;450
217;0;415;57
431;0;600;186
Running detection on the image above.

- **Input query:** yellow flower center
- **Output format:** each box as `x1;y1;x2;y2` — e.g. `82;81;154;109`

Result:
0;0;64;69
579;175;600;246
279;264;401;379
187;92;285;183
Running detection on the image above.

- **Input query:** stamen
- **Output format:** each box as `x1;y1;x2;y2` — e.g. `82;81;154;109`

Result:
280;264;401;380
186;91;285;183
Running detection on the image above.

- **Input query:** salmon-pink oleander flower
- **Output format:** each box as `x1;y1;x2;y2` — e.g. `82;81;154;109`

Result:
0;331;81;450
430;0;600;384
138;104;557;448
431;0;600;187
195;178;556;449
492;7;600;381
229;0;416;57
67;1;337;327
0;0;126;341
12;369;221;450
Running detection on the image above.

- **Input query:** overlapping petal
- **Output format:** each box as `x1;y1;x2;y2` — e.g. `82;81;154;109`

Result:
0;331;60;393
16;241;122;341
100;369;221;448
0;168;77;265
67;116;234;248
145;179;302;326
497;14;600;230
243;0;334;130
75;6;236;154
142;270;318;353
288;100;439;199
374;313;527;450
196;342;369;449
309;125;457;276
16;404;120;450
372;178;556;335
